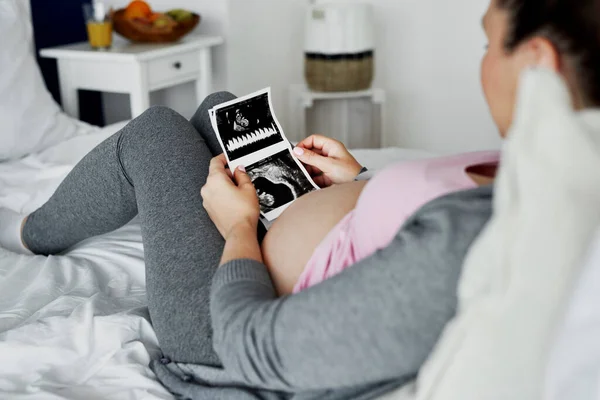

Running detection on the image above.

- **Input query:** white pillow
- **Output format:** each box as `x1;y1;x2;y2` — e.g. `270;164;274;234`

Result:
544;229;600;400
408;69;600;400
0;0;91;161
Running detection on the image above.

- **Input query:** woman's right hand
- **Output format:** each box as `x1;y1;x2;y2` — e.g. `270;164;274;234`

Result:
293;135;363;188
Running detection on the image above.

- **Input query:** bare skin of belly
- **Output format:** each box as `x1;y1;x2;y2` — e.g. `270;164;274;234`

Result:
261;180;368;296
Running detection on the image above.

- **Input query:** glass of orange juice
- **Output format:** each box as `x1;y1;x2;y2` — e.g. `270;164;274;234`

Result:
83;2;113;50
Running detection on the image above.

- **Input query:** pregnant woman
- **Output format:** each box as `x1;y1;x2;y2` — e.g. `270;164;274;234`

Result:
1;0;600;398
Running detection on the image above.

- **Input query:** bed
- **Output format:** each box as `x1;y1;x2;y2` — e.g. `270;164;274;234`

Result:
8;1;598;398
0;122;433;399
0;2;437;396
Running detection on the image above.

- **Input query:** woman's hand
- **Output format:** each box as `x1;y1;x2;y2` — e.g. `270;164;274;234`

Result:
201;154;260;239
293;135;363;188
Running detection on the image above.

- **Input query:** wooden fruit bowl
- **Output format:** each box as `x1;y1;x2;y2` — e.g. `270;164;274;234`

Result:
111;8;200;43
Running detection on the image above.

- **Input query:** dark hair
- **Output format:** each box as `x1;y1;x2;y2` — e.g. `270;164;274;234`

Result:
497;0;600;106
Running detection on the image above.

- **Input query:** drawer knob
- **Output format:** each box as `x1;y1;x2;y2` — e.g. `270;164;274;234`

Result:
173;62;182;70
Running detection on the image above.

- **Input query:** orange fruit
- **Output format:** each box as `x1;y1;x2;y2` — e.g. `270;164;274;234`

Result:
124;1;152;20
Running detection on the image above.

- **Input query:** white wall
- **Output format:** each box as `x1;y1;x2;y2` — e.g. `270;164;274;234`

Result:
103;0;502;154
225;0;501;153
363;0;501;152
226;0;306;134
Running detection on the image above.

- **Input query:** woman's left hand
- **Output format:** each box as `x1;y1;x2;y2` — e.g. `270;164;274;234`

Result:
201;154;260;239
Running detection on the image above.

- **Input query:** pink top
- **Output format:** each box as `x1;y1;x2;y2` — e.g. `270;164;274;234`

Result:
293;151;501;293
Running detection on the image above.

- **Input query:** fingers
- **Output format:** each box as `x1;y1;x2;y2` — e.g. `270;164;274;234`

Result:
304;147;325;156
208;154;234;179
293;146;331;172
303;164;323;178
209;154;228;174
298;134;342;155
311;175;325;187
210;153;254;190
298;134;328;150
233;165;254;189
312;174;332;188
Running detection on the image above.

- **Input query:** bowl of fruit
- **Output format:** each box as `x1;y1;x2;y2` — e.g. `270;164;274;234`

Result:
112;1;200;43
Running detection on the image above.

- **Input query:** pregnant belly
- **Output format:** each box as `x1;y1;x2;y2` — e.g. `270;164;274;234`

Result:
261;180;368;295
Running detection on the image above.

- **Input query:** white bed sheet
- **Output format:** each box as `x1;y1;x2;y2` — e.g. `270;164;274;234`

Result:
0;125;433;400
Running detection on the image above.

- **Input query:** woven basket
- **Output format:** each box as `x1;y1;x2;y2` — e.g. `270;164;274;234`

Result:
305;52;374;92
112;9;200;43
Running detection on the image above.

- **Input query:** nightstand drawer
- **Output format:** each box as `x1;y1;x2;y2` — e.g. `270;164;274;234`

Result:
148;52;200;88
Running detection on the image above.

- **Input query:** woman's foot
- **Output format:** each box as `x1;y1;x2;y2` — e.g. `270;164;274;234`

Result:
0;208;32;255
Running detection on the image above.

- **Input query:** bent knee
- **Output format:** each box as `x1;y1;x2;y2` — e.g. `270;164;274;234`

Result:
138;105;184;125
200;91;237;108
135;106;191;137
123;106;198;151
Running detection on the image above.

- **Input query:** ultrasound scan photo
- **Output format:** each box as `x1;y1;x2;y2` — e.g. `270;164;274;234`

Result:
214;92;285;161
246;150;317;214
210;88;320;222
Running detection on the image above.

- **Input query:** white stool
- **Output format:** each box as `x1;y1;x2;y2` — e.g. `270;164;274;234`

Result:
288;84;386;148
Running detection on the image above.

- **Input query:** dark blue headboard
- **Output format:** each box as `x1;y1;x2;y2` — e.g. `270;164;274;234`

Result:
30;0;105;126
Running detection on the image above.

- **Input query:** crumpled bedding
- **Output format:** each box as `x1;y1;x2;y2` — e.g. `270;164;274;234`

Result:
0;123;432;399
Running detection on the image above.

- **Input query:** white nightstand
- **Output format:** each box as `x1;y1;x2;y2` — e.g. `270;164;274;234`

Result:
40;35;223;119
288;84;386;148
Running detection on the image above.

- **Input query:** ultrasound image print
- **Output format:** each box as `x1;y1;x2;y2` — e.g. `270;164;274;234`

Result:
215;92;285;161
246;150;317;214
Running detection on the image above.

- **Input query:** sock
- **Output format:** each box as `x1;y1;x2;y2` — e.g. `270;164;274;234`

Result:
0;208;33;255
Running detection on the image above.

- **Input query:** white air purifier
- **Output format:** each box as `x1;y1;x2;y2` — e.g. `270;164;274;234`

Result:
304;2;375;92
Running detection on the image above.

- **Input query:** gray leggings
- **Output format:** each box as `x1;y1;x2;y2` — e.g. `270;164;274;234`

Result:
22;92;245;367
